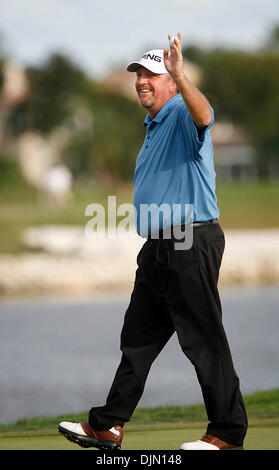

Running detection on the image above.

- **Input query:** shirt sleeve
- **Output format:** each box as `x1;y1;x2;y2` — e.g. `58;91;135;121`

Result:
180;104;214;158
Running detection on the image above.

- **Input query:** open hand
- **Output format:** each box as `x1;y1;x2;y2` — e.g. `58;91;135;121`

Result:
163;33;184;81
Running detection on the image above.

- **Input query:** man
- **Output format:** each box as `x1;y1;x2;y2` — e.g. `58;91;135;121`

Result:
58;33;248;451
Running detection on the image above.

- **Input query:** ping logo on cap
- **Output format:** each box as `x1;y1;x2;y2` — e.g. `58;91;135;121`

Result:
142;54;162;63
126;49;167;74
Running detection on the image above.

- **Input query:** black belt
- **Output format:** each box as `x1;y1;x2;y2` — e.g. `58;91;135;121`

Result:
192;218;218;227
147;219;219;240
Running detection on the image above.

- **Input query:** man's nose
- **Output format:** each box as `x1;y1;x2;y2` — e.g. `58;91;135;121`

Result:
136;76;148;86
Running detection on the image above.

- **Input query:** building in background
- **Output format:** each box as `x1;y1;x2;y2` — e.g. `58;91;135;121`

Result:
211;122;257;182
0;61;30;142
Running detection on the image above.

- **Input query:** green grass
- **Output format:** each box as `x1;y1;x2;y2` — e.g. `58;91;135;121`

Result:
0;389;278;450
1;426;278;450
216;181;279;229
0;181;279;254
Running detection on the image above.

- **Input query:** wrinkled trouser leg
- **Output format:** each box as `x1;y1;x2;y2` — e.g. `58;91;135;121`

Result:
163;225;248;446
89;242;174;429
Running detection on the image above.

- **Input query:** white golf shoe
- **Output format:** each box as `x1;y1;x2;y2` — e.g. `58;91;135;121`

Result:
58;420;123;450
180;434;244;450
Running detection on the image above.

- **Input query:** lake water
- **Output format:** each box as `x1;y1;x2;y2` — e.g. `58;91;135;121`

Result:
1;286;278;424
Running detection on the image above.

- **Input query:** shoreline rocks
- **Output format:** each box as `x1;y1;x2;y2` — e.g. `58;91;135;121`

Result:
1;227;279;297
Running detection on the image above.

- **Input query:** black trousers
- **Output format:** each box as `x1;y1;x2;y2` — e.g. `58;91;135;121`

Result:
89;223;248;446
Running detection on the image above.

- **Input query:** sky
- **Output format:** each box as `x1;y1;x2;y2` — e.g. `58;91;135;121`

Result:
1;0;279;79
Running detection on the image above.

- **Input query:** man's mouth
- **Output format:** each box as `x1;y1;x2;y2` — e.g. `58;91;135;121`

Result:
139;89;152;95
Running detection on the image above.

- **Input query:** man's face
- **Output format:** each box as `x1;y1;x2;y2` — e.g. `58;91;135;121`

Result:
135;66;177;118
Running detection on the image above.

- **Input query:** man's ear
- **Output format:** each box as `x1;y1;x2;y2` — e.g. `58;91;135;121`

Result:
169;77;179;93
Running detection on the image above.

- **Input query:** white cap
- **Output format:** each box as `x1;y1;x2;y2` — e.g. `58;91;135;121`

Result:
127;49;168;74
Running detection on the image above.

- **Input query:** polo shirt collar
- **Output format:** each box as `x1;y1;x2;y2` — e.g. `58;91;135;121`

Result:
144;93;181;127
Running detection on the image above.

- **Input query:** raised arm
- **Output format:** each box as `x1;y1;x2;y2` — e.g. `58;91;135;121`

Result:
163;33;212;129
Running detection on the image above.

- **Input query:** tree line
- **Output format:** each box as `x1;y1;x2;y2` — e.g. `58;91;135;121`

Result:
1;25;279;182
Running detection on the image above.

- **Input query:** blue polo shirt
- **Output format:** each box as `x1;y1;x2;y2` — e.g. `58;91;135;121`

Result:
133;93;219;237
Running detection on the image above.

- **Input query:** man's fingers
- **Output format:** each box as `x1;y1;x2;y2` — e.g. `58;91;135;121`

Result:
166;33;183;66
167;33;182;58
171;42;181;58
174;34;182;52
177;32;182;46
163;48;171;70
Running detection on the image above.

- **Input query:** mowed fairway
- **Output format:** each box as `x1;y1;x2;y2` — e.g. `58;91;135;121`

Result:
1;424;278;450
1;390;278;450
